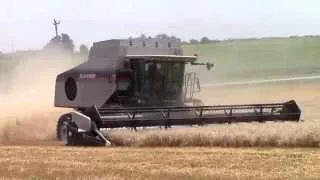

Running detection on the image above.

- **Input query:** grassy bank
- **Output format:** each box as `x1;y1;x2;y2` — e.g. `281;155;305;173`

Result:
2;36;320;85
183;37;320;83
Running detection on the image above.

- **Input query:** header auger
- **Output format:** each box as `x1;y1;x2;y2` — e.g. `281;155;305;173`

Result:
54;38;301;146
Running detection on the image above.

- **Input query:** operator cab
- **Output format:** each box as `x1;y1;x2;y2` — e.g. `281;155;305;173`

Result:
114;55;197;107
131;60;185;106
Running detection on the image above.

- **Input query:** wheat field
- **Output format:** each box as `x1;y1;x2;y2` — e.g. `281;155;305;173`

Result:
0;79;319;179
0;146;319;180
0;55;320;179
103;81;320;148
1;81;320;148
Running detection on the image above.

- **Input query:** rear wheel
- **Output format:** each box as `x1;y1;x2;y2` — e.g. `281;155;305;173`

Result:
56;113;107;146
56;114;71;141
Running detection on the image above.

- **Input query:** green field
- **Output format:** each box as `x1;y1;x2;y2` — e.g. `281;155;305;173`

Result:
183;36;320;84
1;36;320;87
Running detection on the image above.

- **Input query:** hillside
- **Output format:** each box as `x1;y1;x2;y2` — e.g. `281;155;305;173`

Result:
183;36;320;84
1;36;320;86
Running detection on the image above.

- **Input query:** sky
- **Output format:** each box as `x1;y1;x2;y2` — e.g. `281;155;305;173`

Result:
1;0;320;52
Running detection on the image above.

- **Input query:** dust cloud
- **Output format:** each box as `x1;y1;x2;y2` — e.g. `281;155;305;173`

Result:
0;53;83;144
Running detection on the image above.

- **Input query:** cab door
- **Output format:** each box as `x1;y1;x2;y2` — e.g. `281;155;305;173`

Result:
131;61;165;105
130;61;152;102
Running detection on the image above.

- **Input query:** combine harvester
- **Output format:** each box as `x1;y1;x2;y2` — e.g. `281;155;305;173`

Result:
54;38;301;146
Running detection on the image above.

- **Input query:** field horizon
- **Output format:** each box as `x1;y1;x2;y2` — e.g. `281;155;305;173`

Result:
2;36;320;84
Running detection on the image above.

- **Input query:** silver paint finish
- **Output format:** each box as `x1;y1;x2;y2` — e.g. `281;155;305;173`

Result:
54;38;186;108
70;111;92;132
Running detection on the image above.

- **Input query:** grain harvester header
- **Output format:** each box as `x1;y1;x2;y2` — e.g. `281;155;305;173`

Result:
54;38;301;146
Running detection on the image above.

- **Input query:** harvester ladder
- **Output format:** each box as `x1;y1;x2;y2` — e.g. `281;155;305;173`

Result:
184;72;200;101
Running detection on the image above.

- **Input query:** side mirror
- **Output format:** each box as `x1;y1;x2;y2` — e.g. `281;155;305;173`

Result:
206;63;214;71
190;62;214;71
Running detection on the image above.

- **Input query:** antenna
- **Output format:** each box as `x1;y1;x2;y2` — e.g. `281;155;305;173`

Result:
52;19;61;37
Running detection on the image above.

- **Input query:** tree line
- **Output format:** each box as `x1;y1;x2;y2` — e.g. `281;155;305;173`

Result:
130;34;221;45
43;32;320;55
44;33;220;54
44;33;88;54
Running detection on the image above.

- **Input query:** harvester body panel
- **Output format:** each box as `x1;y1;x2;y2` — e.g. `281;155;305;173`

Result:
54;39;185;108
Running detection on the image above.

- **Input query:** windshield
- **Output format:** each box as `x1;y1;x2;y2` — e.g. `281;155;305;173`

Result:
131;61;185;103
151;62;184;97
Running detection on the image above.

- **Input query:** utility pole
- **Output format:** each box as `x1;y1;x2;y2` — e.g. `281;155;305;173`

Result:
52;19;60;37
11;40;14;53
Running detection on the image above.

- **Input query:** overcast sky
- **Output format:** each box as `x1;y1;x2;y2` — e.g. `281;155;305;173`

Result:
1;0;320;52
